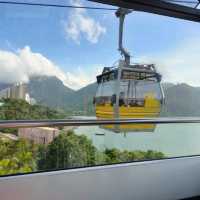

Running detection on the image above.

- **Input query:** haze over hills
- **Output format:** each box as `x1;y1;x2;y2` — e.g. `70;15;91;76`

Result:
0;83;12;91
28;76;74;109
1;75;200;116
161;83;200;116
27;76;97;114
28;76;200;116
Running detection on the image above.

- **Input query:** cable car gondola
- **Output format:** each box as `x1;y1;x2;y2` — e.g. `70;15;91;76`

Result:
94;8;165;132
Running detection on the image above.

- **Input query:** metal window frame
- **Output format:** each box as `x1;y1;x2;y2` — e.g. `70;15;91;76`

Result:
1;156;200;200
88;0;200;22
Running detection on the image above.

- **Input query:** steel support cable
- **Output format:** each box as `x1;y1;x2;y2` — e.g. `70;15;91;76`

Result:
0;1;117;10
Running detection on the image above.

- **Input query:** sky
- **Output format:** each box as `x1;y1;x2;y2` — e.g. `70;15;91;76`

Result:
0;0;200;90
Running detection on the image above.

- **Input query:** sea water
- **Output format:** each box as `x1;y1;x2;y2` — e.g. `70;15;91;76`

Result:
74;122;200;157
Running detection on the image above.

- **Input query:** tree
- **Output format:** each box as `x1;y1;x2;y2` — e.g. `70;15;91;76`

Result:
0;98;65;134
104;148;165;164
38;132;165;171
38;131;97;170
0;139;37;176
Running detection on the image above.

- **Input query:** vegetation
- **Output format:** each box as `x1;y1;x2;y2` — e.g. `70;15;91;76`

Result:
0;98;65;134
38;131;96;170
104;148;165;164
0;138;37;175
161;83;200;116
0;98;65;120
28;76;96;115
0;98;165;176
26;76;200;116
0;131;165;176
38;131;165;171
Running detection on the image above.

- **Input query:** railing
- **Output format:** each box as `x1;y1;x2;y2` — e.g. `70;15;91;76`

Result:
0;117;200;128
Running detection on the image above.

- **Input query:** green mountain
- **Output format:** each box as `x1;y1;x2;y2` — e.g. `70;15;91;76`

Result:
26;76;200;116
28;76;74;110
0;83;12;90
28;76;96;114
161;83;200;116
70;83;97;114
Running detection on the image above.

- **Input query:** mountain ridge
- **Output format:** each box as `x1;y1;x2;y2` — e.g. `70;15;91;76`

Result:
27;76;200;116
1;76;200;116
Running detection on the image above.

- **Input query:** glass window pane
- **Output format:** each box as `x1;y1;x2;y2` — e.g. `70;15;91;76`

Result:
0;0;200;177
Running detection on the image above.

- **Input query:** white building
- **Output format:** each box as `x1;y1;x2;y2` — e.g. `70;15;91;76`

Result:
0;83;35;104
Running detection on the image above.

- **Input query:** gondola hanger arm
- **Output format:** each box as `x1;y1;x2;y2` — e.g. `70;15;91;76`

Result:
115;7;132;65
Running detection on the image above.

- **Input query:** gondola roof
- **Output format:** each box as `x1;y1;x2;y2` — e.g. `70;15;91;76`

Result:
96;64;162;83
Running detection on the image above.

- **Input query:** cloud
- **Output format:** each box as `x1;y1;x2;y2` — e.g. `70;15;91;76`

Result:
1;37;199;92
136;37;200;86
0;46;102;90
63;0;106;44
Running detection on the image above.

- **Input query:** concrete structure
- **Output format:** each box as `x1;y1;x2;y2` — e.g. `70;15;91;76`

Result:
0;83;36;104
0;83;26;100
18;127;60;144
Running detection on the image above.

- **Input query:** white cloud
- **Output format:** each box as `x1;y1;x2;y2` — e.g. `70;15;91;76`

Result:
1;37;199;92
136;37;200;86
64;0;106;44
0;46;102;90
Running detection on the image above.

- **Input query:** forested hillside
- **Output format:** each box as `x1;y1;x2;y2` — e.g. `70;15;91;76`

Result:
27;76;200;116
0;98;65;134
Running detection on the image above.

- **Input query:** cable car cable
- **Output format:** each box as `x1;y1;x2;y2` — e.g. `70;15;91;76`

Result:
0;1;117;10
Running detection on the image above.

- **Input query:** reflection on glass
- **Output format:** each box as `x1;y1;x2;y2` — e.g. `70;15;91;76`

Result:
2;121;200;176
0;100;165;176
0;126;165;176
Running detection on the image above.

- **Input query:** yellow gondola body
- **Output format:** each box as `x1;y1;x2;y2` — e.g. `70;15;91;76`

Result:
94;65;164;132
95;95;161;132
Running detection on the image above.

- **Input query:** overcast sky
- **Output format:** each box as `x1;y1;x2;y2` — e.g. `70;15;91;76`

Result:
0;0;200;90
